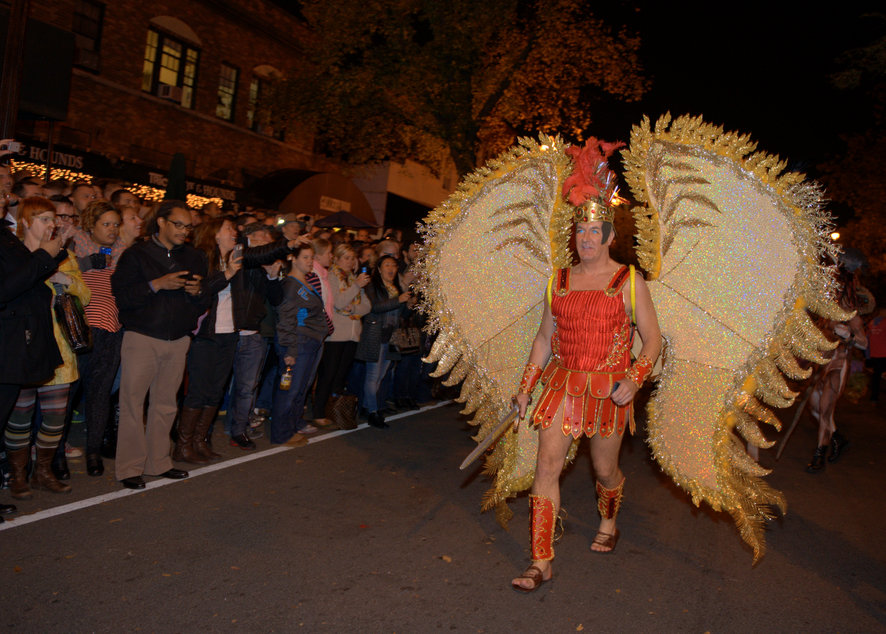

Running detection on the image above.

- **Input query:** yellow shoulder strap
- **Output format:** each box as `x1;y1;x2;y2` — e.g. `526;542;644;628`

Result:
546;272;555;307
629;265;636;325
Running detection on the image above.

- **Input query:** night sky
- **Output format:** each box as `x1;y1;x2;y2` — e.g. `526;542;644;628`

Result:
592;2;882;172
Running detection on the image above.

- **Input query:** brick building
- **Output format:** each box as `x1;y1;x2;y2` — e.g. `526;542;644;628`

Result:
3;0;367;213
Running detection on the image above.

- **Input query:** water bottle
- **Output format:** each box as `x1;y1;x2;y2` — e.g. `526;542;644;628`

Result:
279;366;292;391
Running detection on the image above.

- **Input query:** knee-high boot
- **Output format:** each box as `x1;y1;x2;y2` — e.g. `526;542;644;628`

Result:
193;407;220;460
32;446;72;494
529;494;556;562
7;448;32;500
173;407;207;464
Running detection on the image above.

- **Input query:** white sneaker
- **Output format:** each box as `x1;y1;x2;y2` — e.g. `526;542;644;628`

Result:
65;443;84;458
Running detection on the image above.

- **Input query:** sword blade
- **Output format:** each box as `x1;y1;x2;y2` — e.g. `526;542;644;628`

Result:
459;403;520;470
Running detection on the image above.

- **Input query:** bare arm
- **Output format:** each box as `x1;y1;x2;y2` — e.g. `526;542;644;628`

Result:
612;274;661;406
515;300;554;419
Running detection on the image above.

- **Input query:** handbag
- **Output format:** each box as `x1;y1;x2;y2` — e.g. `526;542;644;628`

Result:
53;290;92;353
390;326;421;355
326;394;358;430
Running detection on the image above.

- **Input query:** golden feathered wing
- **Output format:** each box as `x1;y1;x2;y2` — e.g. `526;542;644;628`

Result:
417;135;578;525
419;115;848;562
622;114;850;561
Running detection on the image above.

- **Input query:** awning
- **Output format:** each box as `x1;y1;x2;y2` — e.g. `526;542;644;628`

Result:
247;169;375;223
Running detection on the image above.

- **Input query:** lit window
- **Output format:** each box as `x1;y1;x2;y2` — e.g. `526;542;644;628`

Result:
72;0;104;72
141;27;200;109
216;63;238;121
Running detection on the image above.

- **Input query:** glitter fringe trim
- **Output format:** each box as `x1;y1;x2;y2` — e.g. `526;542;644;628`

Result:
623;113;851;563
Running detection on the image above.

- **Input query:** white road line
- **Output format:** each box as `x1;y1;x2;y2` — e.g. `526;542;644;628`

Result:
0;401;452;531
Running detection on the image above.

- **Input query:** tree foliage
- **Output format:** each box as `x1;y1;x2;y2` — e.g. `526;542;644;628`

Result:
818;13;886;297
272;0;647;176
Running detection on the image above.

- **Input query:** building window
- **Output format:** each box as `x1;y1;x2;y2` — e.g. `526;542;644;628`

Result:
72;0;104;72
141;28;200;109
215;63;238;121
246;76;285;141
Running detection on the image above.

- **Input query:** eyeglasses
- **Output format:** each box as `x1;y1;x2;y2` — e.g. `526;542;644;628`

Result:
56;214;80;224
165;219;194;231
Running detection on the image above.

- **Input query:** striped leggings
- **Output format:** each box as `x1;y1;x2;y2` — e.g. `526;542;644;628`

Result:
4;384;71;451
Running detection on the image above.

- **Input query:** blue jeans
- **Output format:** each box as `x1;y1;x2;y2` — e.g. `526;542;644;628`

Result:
229;333;268;437
270;335;322;443
362;344;392;414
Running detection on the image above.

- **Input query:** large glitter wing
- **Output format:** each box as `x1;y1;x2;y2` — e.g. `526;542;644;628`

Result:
416;135;577;526
622;114;851;562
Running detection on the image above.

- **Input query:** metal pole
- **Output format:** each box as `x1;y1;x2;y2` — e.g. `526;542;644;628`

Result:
45;120;53;182
0;0;31;138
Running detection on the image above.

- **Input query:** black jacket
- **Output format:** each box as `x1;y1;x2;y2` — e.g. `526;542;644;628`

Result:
0;220;64;384
111;236;210;340
197;240;289;338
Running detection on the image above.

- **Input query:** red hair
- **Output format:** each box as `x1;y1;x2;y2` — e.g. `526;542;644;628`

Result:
16;196;56;239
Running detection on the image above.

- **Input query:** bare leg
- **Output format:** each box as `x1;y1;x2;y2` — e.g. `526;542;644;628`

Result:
589;430;626;552
511;409;573;590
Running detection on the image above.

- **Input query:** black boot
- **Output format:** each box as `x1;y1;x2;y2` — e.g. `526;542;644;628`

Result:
86;453;104;477
806;445;827;473
51;452;70;481
367;411;389;429
828;432;849;463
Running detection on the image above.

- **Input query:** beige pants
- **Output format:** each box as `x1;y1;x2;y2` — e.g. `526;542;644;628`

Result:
115;331;190;480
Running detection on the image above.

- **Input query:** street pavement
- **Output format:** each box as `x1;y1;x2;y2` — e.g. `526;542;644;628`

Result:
1;396;884;632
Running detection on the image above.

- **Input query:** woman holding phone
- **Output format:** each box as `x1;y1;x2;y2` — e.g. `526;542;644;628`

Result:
313;244;371;427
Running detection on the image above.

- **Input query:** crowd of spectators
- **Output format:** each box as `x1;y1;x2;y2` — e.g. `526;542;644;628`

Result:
0;148;433;520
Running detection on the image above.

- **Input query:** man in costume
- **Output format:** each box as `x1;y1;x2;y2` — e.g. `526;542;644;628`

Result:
511;140;661;592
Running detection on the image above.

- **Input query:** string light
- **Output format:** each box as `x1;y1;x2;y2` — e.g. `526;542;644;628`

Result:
10;159;224;209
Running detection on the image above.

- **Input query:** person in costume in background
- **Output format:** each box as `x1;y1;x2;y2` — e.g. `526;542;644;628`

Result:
511;140;661;592
806;251;868;472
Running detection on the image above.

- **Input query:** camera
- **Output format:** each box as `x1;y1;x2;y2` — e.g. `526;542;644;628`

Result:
0;141;22;153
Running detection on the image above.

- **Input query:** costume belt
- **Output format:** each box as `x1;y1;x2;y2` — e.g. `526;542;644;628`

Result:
530;362;633;439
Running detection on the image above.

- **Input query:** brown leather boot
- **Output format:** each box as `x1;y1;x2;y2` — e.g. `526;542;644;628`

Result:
31;446;72;494
7;448;32;500
193;407;221;460
172;407;208;464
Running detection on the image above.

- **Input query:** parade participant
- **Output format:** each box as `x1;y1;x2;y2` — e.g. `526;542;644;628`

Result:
509;140;661;591
806;255;868;472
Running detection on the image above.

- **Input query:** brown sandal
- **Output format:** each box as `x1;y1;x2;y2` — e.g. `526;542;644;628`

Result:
511;565;552;593
591;528;620;553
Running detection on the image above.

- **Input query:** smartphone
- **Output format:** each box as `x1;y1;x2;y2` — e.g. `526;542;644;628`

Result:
359;265;370;276
99;246;112;256
50;226;59;239
233;243;243;259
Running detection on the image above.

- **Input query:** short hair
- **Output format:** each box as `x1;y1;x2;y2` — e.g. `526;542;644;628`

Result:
110;188;139;207
81;200;120;234
16;196;55;239
311;237;331;254
144;199;188;234
11;178;41;197
70;181;94;195
48;194;73;205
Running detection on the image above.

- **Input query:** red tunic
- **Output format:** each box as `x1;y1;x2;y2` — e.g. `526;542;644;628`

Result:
530;266;634;439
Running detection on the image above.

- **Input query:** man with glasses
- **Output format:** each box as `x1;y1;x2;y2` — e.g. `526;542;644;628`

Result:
111;200;209;489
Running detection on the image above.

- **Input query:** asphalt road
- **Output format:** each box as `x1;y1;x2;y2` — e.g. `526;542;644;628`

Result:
1;397;884;633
